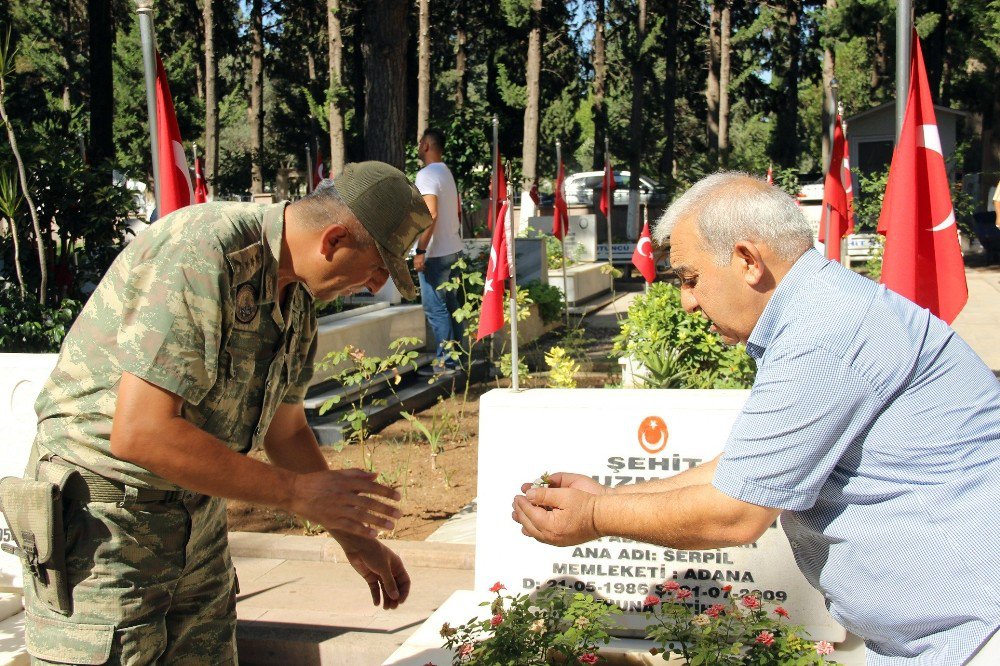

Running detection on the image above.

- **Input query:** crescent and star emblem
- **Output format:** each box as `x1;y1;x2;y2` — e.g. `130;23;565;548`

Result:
916;124;956;232
636;236;653;259
637;416;668;454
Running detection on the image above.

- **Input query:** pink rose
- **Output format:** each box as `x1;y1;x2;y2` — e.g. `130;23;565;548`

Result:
489;582;506;593
662;580;681;591
755;630;775;646
578;654;599;665
490;613;503;627
815;640;835;656
741;594;761;610
705;604;726;618
458;643;474;657
676;589;693;600
643;594;661;606
722;584;732;593
774;606;789;618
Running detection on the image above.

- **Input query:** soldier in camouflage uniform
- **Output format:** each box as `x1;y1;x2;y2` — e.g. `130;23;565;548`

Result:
21;162;431;664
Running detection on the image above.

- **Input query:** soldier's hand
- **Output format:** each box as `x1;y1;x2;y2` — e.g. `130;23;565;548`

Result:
519;472;609;496
290;469;401;538
336;534;411;609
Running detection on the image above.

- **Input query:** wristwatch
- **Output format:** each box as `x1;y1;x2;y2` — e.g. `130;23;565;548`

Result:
414;248;427;255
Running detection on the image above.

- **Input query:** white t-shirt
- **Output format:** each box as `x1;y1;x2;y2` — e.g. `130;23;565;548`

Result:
415;162;464;258
988;180;999;212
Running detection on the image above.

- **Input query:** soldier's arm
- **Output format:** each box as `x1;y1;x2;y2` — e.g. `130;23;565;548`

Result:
111;372;400;539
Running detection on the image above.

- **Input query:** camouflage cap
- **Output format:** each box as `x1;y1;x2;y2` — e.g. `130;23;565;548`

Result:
332;161;432;300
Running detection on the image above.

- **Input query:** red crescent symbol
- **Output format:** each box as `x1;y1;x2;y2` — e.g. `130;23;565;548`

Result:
638;416;668;454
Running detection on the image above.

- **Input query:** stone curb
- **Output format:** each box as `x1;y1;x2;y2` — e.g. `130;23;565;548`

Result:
229;532;476;570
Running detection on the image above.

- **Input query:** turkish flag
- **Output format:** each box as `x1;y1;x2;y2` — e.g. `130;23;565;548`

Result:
553;160;569;240
818;116;855;262
877;30;967;324
313;149;325;189
488;155;507;231
155;52;194;217
599;155;615;217
766;164;773;185
477;200;511;341
529;181;540;206
631;221;656;283
194;156;208;204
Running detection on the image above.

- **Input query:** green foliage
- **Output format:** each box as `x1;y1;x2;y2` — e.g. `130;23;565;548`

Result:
317;337;422;447
612;283;756;389
0;283;81;352
646;587;839;665
543;346;579;389
440;585;621;665
400;408;447;470
521;280;564;325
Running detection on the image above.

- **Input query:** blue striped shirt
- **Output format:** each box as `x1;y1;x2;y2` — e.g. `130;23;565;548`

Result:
713;249;1000;664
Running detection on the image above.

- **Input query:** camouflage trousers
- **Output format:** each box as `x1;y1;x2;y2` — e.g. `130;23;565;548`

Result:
23;486;238;665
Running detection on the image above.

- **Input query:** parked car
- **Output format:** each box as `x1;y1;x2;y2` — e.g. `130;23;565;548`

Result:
562;171;667;207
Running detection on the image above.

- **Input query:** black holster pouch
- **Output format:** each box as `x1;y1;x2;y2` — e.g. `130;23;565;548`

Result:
0;460;79;615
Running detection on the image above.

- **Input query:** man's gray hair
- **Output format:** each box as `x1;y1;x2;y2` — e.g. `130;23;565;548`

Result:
293;178;375;250
653;172;814;265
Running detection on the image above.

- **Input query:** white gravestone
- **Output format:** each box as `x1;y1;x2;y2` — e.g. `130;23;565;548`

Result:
475;388;846;642
0;354;58;591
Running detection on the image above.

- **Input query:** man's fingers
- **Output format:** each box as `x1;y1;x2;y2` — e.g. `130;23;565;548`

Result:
513;496;547;542
342;494;402;520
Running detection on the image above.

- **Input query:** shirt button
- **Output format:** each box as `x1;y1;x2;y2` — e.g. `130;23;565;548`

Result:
265;380;272;389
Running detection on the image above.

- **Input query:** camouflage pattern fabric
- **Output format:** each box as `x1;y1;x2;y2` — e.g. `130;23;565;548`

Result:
23;492;237;665
31;202;317;489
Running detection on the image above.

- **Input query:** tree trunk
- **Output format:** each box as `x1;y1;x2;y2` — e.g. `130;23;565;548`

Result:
591;0;607;171
327;0;346;175
416;0;430;142
363;0;408;168
771;0;801;168
250;0;265;194
455;1;467;109
821;0;836;172
204;0;219;198
705;2;720;158
626;0;646;241
62;0;73;111
718;1;731;166
660;0;678;194
872;21;888;92
520;0;542;221
87;0;114;172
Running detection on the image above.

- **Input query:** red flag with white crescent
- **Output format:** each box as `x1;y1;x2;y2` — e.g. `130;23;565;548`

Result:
553;160;569;240
599;155;615;217
313;149;325;189
488;155;507;231
877;30;967;324
477;200;511;340
194;157;208;204
631;221;656;283
818;115;854;261
155;52;194;217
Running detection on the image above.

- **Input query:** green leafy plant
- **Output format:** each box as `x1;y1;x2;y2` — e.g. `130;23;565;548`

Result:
439;583;621;665
317;337;421;447
612;283;756;389
0;282;81;352
645;584;839;665
544;346;580;388
400;408;447;470
523;280;566;326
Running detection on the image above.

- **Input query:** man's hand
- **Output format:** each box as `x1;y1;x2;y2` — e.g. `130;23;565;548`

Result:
335;534;411;609
290;469;402;539
512;486;600;547
413;253;426;273
520;472;608;496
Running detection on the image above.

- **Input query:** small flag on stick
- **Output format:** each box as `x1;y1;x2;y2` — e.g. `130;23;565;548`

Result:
553;159;569;240
155;52;194;217
477;199;512;340
599;154;615;217
631;220;656;283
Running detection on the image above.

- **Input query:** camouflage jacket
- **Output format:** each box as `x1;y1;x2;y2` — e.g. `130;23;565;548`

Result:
31;202;318;489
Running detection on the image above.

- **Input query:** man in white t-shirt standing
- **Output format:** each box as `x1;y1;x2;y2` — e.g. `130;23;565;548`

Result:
990;178;999;228
414;128;465;373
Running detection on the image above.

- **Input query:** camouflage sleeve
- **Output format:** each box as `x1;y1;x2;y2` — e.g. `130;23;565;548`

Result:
282;327;317;404
116;238;226;406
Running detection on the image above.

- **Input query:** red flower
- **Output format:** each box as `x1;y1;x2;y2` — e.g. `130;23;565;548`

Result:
705;604;726;618
815;640;835;656
643;594;661;607
676;589;693;600
741;594;761;610
755;630;775;646
458;643;474;657
490;613;503;627
774;606;789;618
489;582;506;593
662;580;681;591
722;584;733;593
578;655;599;665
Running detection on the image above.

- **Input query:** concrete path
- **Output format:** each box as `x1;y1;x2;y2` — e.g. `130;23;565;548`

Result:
952;265;1000;372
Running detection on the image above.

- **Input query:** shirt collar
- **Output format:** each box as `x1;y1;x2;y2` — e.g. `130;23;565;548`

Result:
261;201;289;327
745;248;829;359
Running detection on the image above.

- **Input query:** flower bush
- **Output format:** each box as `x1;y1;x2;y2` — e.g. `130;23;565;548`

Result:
438;582;621;665
433;582;840;665
644;583;840;665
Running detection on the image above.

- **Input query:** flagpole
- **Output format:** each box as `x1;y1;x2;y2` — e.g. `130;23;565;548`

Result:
557;140;569;328
604;137;613;266
192;142;198;174
896;0;912;141
135;0;161;215
505;166;520;392
826;81;840;261
643;204;650;294
305;143;313;195
490;115;498;233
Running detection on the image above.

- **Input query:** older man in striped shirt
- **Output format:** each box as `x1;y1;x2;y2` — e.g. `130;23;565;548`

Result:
514;173;1000;665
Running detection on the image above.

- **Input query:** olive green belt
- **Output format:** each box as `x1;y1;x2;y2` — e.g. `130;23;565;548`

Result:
61;468;192;504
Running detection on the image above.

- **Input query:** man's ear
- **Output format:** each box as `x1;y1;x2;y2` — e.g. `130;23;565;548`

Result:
319;223;350;260
733;240;765;287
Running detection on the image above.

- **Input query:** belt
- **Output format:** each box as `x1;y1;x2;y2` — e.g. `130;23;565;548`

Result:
61;468;193;504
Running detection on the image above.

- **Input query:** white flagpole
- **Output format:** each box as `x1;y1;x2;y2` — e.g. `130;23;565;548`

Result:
557;140;569;327
135;1;160;215
506;165;520;392
192;143;198;175
643;204;650;294
490;116;499;234
604;136;613;266
305;143;313;194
